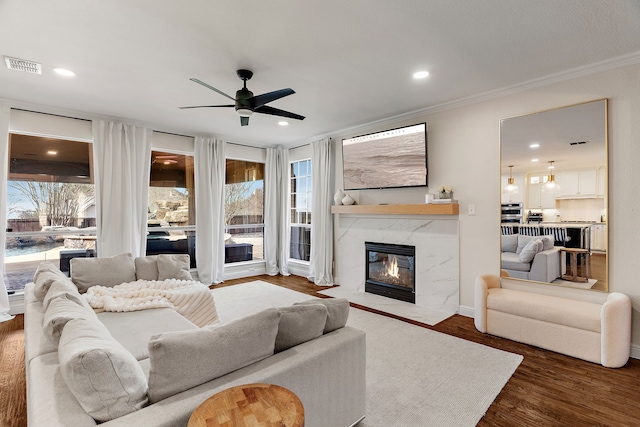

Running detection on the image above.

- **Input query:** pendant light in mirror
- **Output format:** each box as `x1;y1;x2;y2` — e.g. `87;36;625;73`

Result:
503;165;519;193
542;161;561;192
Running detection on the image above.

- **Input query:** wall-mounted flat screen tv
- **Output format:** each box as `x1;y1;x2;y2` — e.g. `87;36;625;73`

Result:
342;123;427;190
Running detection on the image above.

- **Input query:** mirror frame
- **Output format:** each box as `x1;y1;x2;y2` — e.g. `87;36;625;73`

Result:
499;99;608;292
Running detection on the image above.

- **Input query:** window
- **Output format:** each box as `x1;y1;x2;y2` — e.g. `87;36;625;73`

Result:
5;134;95;291
290;159;311;261
147;151;196;267
224;159;265;264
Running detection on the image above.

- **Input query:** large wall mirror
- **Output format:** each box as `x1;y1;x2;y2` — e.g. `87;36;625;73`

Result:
500;99;608;292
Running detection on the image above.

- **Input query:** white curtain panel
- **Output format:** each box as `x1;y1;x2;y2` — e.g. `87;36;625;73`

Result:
308;138;334;285
194;136;225;285
93;120;152;258
264;147;291;276
0;106;15;322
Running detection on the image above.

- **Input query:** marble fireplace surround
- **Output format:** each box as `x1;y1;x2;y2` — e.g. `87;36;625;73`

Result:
334;214;460;314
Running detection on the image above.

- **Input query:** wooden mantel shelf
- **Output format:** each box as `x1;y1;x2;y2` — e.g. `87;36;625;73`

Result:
331;203;459;215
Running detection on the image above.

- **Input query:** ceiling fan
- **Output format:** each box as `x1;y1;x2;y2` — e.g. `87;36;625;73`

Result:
180;69;305;126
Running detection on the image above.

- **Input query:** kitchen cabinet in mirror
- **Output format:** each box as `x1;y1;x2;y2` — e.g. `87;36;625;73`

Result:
500;99;607;292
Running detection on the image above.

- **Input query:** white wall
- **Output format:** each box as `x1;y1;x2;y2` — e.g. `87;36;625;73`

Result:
331;64;640;351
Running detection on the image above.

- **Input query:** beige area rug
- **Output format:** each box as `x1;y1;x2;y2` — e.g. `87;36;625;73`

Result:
212;281;523;426
551;277;597;289
318;286;454;326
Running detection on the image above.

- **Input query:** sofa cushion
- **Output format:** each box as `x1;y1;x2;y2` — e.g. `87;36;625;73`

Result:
540;234;555;251
57;317;148;422
501;234;518;253
487;287;602;333
147;308;280;403
519;239;543;263
516;234;549;254
33;262;69;302
156;254;192;281
43;293;100;345
295;298;350;333
134;255;159;281
501;252;532;272
275;304;327;353
42;278;84;311
71;252;136;293
98;308;198;361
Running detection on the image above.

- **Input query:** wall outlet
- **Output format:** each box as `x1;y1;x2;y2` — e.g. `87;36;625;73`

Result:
468;204;476;215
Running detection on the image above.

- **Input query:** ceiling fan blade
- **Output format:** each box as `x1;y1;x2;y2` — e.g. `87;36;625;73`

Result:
190;78;237;102
178;105;235;109
240;116;250;126
249;88;295;108
254;105;305;121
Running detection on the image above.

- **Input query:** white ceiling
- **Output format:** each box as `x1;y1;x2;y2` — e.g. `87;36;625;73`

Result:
1;0;640;148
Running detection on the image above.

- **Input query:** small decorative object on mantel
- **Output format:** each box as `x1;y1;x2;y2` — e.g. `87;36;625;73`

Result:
342;194;356;205
334;189;346;205
439;185;453;200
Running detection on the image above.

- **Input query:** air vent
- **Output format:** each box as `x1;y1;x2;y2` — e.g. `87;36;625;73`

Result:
4;56;42;74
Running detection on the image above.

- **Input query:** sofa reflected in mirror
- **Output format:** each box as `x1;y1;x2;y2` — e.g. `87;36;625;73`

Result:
501;233;560;283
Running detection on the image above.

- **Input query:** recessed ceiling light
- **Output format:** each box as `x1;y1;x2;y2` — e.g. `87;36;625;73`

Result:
531;158;539;162
413;70;430;79
278;121;289;126
53;68;75;77
47;150;57;155
530;143;540;148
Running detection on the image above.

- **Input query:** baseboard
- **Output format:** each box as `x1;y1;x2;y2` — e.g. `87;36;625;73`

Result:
630;344;640;360
458;304;474;318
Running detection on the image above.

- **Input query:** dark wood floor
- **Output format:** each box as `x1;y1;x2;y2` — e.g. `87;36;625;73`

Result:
3;274;640;427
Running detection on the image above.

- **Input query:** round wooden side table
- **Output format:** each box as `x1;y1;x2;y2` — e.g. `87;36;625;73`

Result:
188;383;304;427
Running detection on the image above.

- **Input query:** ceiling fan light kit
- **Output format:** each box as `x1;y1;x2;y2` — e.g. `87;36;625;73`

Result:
181;69;305;126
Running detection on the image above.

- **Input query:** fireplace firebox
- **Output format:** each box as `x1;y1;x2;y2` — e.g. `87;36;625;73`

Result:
365;241;415;303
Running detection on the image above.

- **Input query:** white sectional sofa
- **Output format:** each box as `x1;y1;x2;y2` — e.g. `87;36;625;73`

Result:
25;254;366;427
474;274;632;368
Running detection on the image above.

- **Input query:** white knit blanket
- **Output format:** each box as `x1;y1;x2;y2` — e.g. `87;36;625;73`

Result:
83;279;219;327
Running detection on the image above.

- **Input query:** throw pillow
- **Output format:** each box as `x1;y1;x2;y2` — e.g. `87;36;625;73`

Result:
42;279;86;311
519;239;542;263
540;234;555;251
516;234;540;254
501;234;518;253
33;262;69;302
58;317;148;422
71;253;136;293
147;308;280;403
42;292;100;345
294;298;350;333
134;255;159;281
156;254;192;281
275;304;328;353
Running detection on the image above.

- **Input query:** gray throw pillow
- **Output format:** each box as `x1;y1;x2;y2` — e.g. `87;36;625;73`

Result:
58;317;148;422
295;298;350;333
516;234;540;254
156;254;192;281
519;239;543;263
147;308;280;403
540;234;555;251
275;304;328;353
134;255;159;281
42;292;100;345
71;253;136;293
501;234;518;253
33;262;69;302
